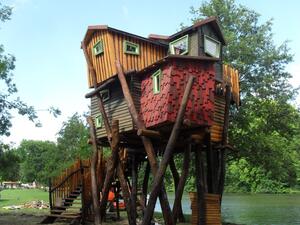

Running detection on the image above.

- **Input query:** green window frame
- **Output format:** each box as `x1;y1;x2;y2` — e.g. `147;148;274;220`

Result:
169;34;189;55
204;35;221;58
123;41;140;55
100;89;110;102
152;69;161;94
95;114;103;128
93;40;104;56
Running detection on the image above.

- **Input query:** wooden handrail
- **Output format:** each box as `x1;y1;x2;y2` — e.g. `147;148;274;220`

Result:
50;166;88;193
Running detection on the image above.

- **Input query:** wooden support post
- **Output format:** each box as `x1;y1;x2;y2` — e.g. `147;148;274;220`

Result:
116;60;174;225
117;164;135;225
172;145;191;223
99;120;120;220
137;129;161;139
82;42;112;140
142;162;150;210
87;116;101;225
142;76;195;225
169;158;185;223
195;144;206;225
131;155;138;222
82;44;135;224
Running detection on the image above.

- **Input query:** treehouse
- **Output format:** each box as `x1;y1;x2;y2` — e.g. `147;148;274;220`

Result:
44;17;241;225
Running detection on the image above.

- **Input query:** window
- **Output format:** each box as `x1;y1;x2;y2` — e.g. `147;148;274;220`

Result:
169;35;189;55
124;41;140;55
93;40;104;56
100;89;110;102
204;35;221;58
152;69;161;94
95;114;103;128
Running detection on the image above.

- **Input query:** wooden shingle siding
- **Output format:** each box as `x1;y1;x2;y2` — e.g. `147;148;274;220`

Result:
87;31;167;87
211;95;225;143
91;78;141;139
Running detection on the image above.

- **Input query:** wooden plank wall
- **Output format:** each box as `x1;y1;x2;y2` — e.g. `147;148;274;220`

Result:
223;64;240;106
91;76;141;139
190;192;221;225
87;31;167;87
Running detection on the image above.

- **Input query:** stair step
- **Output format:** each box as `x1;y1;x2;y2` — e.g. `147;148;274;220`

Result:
64;197;80;201
55;205;81;209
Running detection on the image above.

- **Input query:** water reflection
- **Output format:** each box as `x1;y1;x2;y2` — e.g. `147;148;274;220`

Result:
154;193;300;225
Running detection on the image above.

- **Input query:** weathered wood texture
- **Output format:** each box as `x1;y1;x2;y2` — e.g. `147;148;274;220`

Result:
142;76;195;225
87;116;101;225
116;60;174;225
223;64;239;106
86;30;167;86
190;193;221;225
171;145;191;223
211;95;225;143
91;76;140;139
99;120;120;220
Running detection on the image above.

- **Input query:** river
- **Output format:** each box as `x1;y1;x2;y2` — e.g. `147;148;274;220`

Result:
154;193;300;225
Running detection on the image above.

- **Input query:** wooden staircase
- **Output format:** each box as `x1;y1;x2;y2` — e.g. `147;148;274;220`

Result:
42;160;91;224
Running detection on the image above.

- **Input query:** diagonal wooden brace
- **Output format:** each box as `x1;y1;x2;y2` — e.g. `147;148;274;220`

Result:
142;75;195;225
82;44;135;225
116;60;174;225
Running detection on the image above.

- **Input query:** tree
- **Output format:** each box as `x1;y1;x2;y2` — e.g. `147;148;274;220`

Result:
189;0;300;191
18;140;58;184
57;113;91;162
0;145;20;181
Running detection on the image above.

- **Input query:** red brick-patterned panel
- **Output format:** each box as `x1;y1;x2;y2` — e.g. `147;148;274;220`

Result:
140;59;215;128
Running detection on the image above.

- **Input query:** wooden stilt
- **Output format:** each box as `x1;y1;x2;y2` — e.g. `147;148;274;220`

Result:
117;164;135;225
195;144;206;225
82;44;135;225
142;162;150;209
142;76;195;225
116;60;174;225
87;116;101;225
131;155;138;222
172;145;191;223
169;158;185;223
99;120;120;220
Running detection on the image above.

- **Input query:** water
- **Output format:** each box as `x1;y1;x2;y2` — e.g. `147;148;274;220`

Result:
154;193;300;225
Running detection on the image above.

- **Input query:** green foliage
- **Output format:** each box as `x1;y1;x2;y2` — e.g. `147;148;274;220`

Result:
17;140;58;184
57;113;91;161
188;0;300;193
0;145;20;181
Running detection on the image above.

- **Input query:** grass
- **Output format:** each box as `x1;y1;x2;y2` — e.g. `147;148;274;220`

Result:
0;189;48;213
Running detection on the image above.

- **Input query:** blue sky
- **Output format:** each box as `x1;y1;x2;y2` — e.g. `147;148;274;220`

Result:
1;0;300;146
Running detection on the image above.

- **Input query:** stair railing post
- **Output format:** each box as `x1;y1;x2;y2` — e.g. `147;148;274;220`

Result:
49;178;53;210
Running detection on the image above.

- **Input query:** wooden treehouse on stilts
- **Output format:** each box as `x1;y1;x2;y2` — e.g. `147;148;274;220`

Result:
44;17;240;225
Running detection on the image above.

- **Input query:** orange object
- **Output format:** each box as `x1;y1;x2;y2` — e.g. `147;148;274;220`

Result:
108;191;115;201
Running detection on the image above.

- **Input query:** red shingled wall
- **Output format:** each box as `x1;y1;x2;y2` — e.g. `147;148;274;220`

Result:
140;60;215;128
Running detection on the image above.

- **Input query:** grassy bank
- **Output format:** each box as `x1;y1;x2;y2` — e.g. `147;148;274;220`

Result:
0;189;48;213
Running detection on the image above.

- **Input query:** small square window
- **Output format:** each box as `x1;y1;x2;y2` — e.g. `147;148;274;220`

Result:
100;89;110;102
93;40;104;56
124;41;140;55
95;114;103;128
152;69;161;94
204;35;221;58
169;35;189;55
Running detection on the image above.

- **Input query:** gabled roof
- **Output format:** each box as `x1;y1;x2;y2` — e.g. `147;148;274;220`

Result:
148;17;226;45
82;25;168;48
